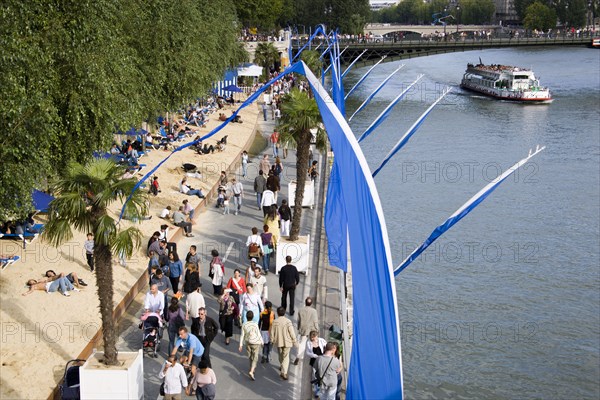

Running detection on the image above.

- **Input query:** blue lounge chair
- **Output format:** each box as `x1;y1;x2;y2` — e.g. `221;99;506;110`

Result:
0;255;20;271
0;224;44;248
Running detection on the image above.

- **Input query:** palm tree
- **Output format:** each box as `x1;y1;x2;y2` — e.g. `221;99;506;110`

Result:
278;88;327;241
253;42;280;81
300;50;323;79
43;158;147;365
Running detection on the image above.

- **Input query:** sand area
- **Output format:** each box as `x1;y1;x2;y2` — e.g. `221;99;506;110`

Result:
0;98;263;399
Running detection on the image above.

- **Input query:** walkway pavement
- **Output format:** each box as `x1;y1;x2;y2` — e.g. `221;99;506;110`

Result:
116;117;340;399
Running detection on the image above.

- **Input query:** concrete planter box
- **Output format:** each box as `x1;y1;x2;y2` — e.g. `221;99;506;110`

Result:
288;180;315;208
80;350;144;399
276;234;310;274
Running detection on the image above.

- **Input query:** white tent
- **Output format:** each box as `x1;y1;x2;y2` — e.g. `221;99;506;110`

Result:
237;64;263;77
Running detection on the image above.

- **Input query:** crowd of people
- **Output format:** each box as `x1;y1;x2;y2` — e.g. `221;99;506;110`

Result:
136;94;343;397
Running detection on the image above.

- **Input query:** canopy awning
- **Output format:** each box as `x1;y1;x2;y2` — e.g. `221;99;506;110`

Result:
237;64;263;77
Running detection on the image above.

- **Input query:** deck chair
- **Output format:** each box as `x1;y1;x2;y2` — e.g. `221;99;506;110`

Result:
0;255;20;271
0;224;44;248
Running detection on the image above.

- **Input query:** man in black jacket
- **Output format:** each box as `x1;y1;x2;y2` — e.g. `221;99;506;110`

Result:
197;307;219;368
279;256;300;316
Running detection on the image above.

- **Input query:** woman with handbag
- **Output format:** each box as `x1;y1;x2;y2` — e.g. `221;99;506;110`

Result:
245;227;263;260
209;249;224;296
218;289;238;345
260;224;275;274
225;269;246;305
263;205;280;245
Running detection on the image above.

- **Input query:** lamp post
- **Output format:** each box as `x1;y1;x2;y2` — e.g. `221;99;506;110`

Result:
443;7;447;40
456;5;461;35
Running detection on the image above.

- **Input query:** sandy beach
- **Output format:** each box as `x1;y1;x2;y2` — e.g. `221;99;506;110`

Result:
0;99;263;400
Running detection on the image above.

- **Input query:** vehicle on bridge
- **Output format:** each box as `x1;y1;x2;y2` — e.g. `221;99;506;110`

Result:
461;62;552;103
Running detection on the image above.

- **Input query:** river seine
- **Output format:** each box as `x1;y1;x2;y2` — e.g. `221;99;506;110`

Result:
345;46;599;399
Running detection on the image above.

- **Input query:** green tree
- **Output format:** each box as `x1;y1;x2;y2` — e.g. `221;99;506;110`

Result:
524;1;558;30
0;0;245;219
43;158;146;365
554;0;587;27
278;89;326;241
236;0;284;30
300;50;323;78
460;0;496;24
254;42;280;81
514;0;537;20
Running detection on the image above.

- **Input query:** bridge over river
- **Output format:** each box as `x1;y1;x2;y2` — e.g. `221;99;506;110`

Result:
291;35;596;67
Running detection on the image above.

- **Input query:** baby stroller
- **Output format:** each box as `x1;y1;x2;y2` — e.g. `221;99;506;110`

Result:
142;314;163;357
59;359;85;400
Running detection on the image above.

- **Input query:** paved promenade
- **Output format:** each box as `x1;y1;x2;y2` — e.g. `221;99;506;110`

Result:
116;117;345;399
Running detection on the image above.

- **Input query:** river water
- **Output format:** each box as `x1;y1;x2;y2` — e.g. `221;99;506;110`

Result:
344;47;600;399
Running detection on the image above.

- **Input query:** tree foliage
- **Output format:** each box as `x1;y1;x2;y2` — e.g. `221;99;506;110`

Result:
371;0;494;25
0;0;245;220
236;0;284;30
524;1;559;30
300;50;323;78
460;0;496;24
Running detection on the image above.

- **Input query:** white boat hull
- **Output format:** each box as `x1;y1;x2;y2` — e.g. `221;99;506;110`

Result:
461;81;553;104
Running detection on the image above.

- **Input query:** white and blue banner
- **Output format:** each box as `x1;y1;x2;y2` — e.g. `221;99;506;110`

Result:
395;146;546;275
348;64;404;122
358;74;423;143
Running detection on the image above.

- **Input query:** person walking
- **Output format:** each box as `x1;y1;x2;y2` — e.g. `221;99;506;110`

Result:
314;342;343;400
259;154;271;175
266;170;280;202
294;296;319;365
261;102;268;121
254;170;267;210
270;130;280;157
260;224;275;274
197;307;219;368
209;249;224;296
165;298;186;356
186;285;205;337
278;199;292;238
259;301;275;363
230;178;244;215
186;359;216;399
218;289;238;345
158;355;188;400
271;306;298;380
239;283;263;324
170;327;204;380
260;188;276;217
241;150;249;178
279;256;300;316
306;330;328;398
239;310;263;381
168;251;184;294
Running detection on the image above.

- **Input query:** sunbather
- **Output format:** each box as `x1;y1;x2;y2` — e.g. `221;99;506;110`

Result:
45;270;87;287
23;273;79;297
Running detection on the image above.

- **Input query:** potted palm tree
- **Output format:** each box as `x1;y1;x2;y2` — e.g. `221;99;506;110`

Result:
43;158;146;398
276;88;327;273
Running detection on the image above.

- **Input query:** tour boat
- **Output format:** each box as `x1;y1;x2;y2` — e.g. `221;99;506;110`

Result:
461;61;553;103
592;38;600;48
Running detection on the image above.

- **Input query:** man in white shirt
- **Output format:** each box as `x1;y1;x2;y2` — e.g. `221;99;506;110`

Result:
250;266;267;301
144;284;165;315
186;285;205;337
230;178;244;215
158;356;188;399
260;189;276;216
